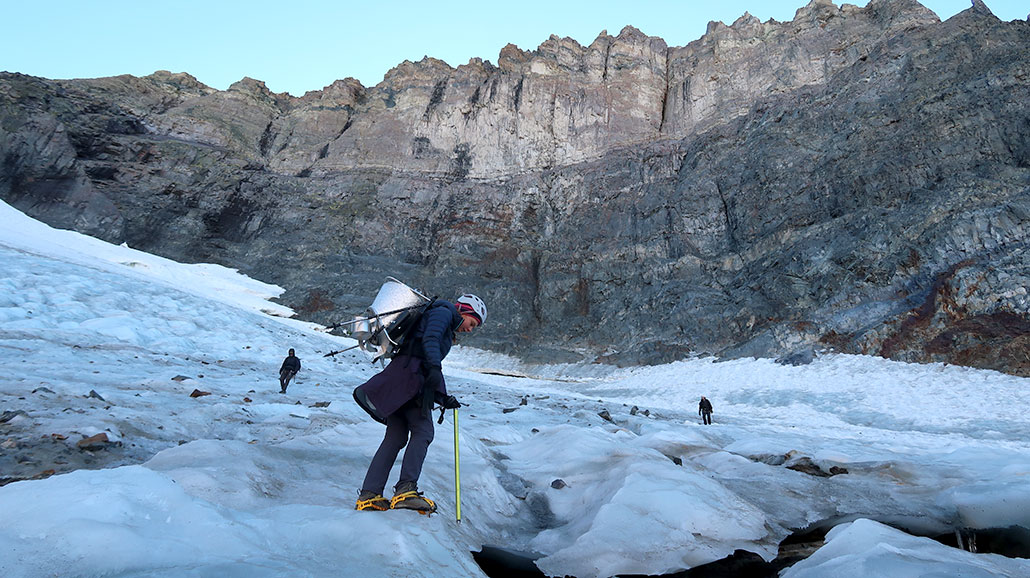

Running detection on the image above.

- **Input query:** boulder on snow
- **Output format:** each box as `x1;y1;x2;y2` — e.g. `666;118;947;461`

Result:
776;346;817;366
786;456;848;477
1;410;29;424
189;389;211;398
77;432;110;450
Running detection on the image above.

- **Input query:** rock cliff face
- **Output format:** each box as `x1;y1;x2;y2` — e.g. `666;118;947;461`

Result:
2;0;1028;374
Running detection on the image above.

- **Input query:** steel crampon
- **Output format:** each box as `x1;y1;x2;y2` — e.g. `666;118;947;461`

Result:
390;490;436;515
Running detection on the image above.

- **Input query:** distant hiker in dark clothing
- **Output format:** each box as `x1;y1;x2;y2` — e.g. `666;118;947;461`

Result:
699;396;713;425
354;294;487;513
279;349;301;393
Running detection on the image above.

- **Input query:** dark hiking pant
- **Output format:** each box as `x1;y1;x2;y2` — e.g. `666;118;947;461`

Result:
702;411;712;425
280;369;296;391
361;401;435;495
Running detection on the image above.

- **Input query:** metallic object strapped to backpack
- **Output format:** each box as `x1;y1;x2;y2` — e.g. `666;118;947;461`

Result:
346;277;432;363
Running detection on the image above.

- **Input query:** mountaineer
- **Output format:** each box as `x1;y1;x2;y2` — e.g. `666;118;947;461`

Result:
353;294;487;513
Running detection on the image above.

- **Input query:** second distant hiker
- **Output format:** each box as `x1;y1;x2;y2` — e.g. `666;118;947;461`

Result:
279;348;301;393
699;396;713;425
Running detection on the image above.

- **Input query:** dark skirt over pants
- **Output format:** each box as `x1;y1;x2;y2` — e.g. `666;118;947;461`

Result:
355;355;439;495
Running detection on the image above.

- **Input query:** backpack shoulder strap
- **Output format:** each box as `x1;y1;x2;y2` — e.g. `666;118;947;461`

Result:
395;298;438;359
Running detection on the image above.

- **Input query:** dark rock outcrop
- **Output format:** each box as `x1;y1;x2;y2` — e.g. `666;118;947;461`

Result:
1;0;1027;374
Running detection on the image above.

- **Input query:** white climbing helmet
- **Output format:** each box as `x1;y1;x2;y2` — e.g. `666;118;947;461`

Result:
455;293;487;325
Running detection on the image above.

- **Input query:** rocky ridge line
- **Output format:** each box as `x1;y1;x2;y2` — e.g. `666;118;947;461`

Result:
1;0;1027;373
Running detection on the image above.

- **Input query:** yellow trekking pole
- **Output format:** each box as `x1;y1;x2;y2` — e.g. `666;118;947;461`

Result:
453;407;462;523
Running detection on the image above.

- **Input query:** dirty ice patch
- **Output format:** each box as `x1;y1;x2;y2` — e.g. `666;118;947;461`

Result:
944;479;1030;530
499;424;777;578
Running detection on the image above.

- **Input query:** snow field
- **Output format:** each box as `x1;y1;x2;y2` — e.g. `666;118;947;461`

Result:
2;200;1029;577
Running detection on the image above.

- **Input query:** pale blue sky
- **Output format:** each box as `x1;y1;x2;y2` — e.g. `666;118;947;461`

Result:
2;0;1025;96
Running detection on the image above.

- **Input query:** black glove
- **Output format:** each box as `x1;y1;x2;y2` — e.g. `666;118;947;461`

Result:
423;366;443;392
439;395;461;409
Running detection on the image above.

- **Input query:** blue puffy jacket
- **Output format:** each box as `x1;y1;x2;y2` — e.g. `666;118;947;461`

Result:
406;300;463;369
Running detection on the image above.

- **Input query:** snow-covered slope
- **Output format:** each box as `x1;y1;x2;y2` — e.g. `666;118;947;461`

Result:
1;200;1028;577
